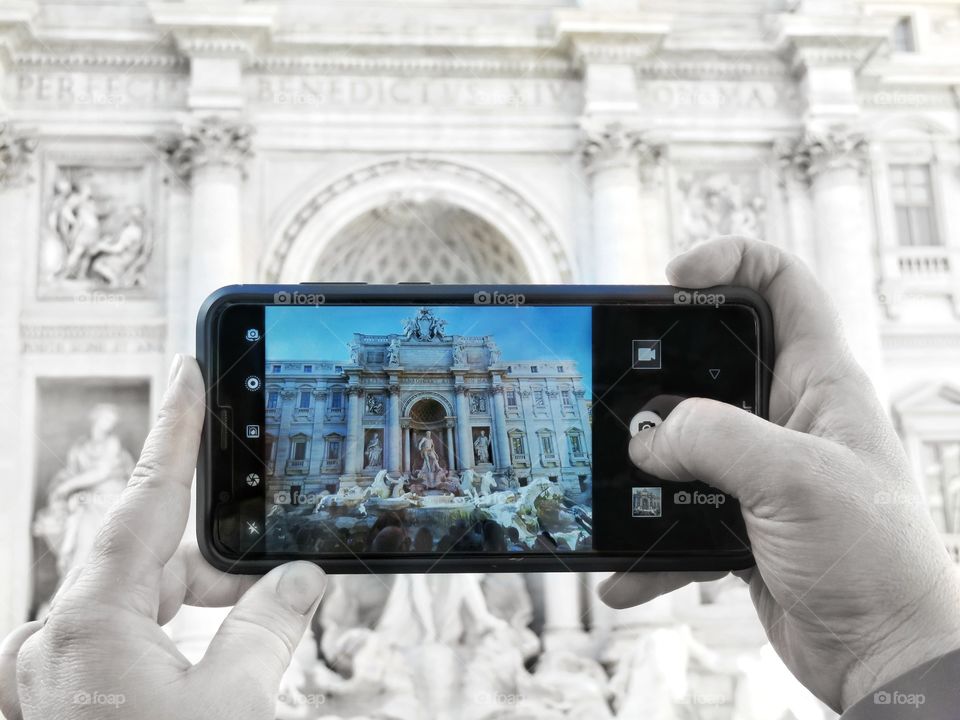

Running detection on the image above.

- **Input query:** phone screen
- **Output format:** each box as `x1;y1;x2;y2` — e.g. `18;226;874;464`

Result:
213;299;759;562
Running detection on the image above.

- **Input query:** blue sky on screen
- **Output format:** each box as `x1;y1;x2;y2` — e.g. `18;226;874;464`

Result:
265;305;592;390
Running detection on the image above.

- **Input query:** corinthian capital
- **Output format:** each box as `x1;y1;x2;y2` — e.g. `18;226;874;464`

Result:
160;115;254;183
0;121;37;188
580;121;661;176
777;124;868;184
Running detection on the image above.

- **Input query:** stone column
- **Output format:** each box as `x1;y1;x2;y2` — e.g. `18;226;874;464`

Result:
403;425;412;473
580;122;663;283
489;385;511;469
308;387;328;480
445;424;456;471
454;385;473;471
344;386;363;476
386;383;401;473
542;573;589;655
0;122;35;638
161;116;253;334
779;126;887;389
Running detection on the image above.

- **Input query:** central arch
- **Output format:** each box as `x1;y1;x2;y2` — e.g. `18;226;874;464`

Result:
261;156;575;283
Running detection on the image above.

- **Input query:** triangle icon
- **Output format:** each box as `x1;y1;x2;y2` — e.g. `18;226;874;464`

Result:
708;368;720;379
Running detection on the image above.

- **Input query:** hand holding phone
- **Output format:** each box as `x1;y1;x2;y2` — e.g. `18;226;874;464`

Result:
196;284;772;574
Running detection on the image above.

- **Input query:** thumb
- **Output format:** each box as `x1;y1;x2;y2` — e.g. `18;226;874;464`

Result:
629;397;829;511
200;562;326;690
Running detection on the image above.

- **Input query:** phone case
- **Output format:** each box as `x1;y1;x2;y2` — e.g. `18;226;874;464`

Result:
196;284;773;575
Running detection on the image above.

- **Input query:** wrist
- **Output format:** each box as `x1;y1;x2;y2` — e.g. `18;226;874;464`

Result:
841;564;960;710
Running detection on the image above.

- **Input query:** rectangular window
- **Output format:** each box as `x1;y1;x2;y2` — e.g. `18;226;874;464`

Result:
298;391;311;410
330;390;343;411
921;441;960;533
506;389;517;408
561;390;572;407
511;436;524;457
557;365;564;373
292;440;307;461
267;391;279;409
272;364;281;373
892;16;916;53
890;164;940;246
570;434;583;455
303;364;312;373
534;390;545;409
327;439;341;461
531;365;538;373
540;434;554;456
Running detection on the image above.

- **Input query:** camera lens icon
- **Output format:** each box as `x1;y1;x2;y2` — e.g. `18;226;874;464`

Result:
245;375;261;392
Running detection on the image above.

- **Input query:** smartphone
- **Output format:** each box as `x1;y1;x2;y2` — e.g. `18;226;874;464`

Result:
196;284;772;574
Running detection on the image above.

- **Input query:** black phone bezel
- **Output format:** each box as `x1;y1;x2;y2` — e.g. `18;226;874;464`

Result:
196;284;773;575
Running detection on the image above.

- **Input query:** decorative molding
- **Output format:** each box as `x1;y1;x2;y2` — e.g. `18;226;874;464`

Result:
14;51;184;69
159;116;254;183
250;54;573;78
20;323;165;354
579;121;662;176
777;124;869;184
263;156;573;283
0;121;36;187
771;14;891;74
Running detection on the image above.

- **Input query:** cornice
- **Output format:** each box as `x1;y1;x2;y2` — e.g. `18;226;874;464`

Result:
554;9;671;67
769;13;891;74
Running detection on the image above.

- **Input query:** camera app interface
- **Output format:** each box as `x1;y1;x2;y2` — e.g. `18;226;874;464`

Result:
261;305;594;555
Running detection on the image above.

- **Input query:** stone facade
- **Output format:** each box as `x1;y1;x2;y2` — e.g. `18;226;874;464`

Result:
265;310;591;498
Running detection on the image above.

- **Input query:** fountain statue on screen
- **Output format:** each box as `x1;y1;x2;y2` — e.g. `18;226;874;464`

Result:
33;403;135;578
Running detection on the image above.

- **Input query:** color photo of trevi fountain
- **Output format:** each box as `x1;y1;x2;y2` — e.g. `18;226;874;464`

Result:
263;306;595;558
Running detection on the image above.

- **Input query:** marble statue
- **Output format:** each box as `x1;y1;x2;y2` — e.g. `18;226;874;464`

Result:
33;403;135;578
474;430;491;464
417;430;441;479
387;336;401;365
451;341;466;365
364;433;383;468
485;339;501;363
348;342;360;365
88;206;150;288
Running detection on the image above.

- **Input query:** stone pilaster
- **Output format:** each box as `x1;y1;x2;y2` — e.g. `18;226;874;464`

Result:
489;384;511;469
579;121;664;283
778;125;886;390
160;115;254;349
0;122;37;188
344;385;363;477
454;384;473;471
386;382;402;473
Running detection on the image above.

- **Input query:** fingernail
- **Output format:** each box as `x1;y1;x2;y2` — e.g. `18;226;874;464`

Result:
277;562;326;615
167;353;183;387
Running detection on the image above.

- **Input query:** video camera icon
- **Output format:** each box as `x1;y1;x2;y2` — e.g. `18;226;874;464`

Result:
632;339;662;370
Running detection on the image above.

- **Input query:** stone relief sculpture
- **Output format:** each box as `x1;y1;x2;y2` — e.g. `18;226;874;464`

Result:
43;170;152;289
33;404;135;579
0;122;37;187
403;307;447;341
451;341;466;366
365;393;384;415
469;393;487;414
676;171;765;253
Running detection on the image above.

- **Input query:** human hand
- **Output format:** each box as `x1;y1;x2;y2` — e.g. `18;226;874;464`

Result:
598;236;960;712
0;355;327;720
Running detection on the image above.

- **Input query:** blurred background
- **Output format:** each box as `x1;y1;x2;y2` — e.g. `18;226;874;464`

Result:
1;0;959;718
